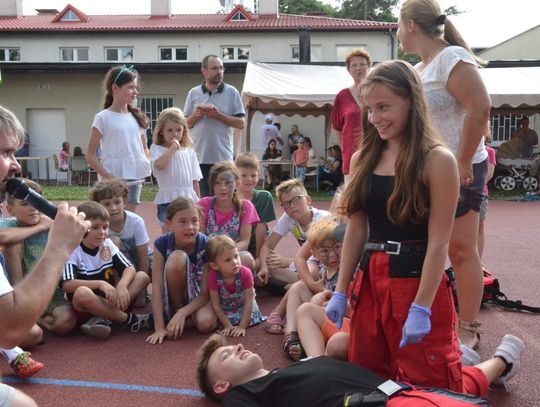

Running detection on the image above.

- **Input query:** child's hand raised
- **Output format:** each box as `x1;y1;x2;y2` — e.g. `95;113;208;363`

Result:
169;139;181;151
38;215;53;231
146;328;168;345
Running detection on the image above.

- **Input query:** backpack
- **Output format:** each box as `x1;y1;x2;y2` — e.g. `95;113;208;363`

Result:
446;267;540;314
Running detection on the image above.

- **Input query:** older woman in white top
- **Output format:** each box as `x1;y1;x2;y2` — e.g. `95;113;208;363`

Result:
398;0;491;349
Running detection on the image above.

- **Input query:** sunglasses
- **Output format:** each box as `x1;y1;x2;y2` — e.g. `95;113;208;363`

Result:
113;64;134;85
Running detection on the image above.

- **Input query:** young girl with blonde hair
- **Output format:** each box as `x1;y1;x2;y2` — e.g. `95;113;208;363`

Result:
151;107;202;232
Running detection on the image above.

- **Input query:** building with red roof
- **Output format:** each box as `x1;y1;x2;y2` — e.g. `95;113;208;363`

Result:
0;0;397;176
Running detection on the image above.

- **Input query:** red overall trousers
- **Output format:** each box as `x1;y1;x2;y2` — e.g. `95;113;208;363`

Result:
348;251;488;397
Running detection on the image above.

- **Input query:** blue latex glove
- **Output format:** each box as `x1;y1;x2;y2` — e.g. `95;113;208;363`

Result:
324;292;347;329
399;303;432;348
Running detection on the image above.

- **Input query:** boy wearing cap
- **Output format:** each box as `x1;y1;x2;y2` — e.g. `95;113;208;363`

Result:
260;114;283;151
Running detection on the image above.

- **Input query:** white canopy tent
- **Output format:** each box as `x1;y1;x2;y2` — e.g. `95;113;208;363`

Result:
241;62;353;150
479;66;540;114
241;62;540;149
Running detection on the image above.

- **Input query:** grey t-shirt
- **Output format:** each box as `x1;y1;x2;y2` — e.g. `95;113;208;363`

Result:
184;82;245;164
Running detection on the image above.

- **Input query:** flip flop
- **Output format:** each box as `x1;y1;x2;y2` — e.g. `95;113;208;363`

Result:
265;311;285;335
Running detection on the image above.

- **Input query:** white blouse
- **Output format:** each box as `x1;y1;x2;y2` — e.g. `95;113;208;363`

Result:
150;144;202;204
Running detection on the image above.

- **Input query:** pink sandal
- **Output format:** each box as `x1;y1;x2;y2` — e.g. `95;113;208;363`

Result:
265;312;285;334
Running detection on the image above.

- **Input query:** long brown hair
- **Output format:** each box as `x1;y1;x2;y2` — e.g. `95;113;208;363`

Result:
400;0;484;65
208;161;243;215
342;60;443;225
101;65;149;128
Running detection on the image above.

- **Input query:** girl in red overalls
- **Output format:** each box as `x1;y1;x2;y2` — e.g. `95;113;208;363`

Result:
325;60;491;395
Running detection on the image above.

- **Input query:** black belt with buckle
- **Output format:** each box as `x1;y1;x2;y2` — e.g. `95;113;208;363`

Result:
364;241;426;256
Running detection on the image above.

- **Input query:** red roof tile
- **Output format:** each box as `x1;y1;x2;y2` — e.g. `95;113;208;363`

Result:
0;13;396;32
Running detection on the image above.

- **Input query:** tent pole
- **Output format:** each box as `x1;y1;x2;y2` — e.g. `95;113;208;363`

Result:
246;108;255;151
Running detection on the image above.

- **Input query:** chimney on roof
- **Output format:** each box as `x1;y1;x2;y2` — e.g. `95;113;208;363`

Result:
0;0;22;17
298;29;311;63
35;8;60;15
257;0;278;16
151;0;172;18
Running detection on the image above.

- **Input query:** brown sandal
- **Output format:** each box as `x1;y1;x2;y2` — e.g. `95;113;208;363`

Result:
283;331;305;361
458;319;483;350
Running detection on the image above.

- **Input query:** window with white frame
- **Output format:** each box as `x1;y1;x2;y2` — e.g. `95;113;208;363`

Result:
60;47;89;62
159;47;188;62
139;95;176;145
221;46;250;62
336;45;367;62
290;45;321;62
61;10;80;21
490;114;528;145
230;11;248;20
0;48;20;62
105;47;133;62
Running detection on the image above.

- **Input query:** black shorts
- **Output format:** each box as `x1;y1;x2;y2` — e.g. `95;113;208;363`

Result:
455;158;488;218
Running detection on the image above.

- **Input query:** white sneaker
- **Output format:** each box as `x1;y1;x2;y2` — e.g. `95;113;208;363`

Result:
459;341;481;366
493;334;525;385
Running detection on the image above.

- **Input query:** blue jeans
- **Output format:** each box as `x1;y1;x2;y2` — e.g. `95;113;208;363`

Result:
295;166;306;180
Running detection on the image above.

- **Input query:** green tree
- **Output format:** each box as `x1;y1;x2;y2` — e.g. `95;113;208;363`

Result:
279;0;338;16
337;0;398;22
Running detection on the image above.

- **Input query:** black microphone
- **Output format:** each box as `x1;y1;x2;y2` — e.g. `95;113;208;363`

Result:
6;178;57;219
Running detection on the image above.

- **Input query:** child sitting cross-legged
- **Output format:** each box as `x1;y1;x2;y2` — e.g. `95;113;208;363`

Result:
258;179;329;334
89;179;153;280
61;201;151;339
0;179;75;378
146;198;216;345
280;216;343;360
258;179;329;290
207;235;265;337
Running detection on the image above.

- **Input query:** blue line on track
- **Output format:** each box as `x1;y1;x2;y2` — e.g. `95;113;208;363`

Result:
2;376;204;397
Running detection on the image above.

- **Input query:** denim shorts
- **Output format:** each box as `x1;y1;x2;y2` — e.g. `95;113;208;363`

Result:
125;179;144;205
455;159;488;218
295;166;306;180
157;203;169;227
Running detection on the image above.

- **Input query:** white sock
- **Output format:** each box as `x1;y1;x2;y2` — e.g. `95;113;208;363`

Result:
0;346;24;363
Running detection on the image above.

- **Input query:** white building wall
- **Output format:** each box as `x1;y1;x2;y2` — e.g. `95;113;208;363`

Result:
0;30;392;63
0;71;245;152
479;26;540;61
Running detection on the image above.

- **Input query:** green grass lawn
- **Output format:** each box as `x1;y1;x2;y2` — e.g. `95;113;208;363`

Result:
41;184;525;202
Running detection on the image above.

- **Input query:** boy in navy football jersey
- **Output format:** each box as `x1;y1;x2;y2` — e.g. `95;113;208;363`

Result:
61;202;151;338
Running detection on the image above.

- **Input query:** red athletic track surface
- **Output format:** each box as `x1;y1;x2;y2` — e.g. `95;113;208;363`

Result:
1;199;539;406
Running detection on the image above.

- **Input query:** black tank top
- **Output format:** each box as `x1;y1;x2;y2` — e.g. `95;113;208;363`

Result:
366;174;428;242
